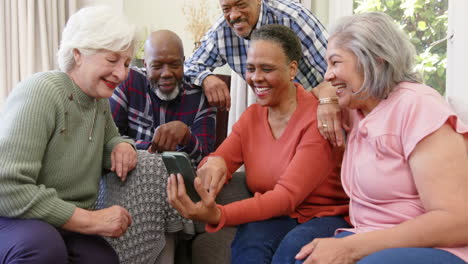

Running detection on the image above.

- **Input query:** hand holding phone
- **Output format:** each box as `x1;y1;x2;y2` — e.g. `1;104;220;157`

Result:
162;151;199;200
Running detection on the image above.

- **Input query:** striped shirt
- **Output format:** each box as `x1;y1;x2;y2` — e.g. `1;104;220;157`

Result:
184;0;328;90
109;68;217;164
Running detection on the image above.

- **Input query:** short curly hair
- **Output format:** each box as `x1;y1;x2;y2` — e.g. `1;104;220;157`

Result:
250;24;303;63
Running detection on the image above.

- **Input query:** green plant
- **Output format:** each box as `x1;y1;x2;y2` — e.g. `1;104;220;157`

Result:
354;0;448;94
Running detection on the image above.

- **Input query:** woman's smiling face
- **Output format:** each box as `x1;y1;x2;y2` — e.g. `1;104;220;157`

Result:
245;39;297;108
72;48;132;99
324;38;365;111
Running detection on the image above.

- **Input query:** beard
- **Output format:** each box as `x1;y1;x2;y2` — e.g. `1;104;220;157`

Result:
150;80;180;101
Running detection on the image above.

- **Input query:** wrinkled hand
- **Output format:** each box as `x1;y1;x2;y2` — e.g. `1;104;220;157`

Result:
89;205;132;238
196;156;228;201
167;173;221;225
295;237;358;264
202;75;231;111
317;103;346;147
62;207;131;238
315;81;347;147
111;142;137;181
149;121;190;153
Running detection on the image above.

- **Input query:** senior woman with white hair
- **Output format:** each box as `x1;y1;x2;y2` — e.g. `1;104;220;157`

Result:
0;6;138;263
294;12;468;264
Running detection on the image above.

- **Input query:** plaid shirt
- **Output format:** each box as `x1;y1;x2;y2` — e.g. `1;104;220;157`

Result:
109;68;217;164
184;0;328;90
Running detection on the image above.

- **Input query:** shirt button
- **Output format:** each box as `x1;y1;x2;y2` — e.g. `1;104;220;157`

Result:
359;127;368;137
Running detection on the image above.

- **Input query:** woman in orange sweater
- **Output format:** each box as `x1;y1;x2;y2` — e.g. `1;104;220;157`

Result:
167;24;349;263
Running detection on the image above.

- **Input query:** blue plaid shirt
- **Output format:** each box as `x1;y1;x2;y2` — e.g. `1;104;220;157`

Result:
109;68;217;164
184;0;328;90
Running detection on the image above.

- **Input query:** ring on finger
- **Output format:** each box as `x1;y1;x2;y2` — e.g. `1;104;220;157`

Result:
322;123;328;128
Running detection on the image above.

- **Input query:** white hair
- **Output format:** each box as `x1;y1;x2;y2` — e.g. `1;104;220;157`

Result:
329;12;422;99
57;6;137;72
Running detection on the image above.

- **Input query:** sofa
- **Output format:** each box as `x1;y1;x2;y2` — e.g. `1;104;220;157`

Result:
175;172;252;264
175;74;253;264
97;151;252;264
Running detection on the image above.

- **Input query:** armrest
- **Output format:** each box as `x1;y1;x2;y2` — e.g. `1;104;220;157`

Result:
215;172;252;205
193;171;252;233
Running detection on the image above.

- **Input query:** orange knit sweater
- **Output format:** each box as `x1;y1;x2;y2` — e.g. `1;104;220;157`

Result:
205;84;349;232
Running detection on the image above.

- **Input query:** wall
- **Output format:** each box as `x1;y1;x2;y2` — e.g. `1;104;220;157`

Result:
123;0;220;59
310;1;329;28
76;0;331;75
447;0;468;100
78;0;123;11
446;0;468;123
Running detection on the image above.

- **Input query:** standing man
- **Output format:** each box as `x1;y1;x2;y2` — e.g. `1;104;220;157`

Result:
185;0;344;147
110;30;217;165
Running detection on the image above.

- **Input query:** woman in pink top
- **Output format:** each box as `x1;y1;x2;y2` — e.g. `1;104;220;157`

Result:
167;24;350;263
296;12;468;264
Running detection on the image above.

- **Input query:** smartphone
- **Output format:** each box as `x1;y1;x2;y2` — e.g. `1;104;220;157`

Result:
161;151;199;200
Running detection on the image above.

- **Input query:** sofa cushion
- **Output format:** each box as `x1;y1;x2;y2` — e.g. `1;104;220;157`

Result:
193;172;252;233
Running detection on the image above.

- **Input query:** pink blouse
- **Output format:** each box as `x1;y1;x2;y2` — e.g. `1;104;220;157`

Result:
341;82;468;261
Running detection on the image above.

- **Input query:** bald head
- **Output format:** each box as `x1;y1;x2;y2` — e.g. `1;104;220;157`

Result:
144;30;185;96
144;30;184;60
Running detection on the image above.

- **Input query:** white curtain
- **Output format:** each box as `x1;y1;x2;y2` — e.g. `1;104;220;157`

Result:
0;0;78;111
227;72;256;134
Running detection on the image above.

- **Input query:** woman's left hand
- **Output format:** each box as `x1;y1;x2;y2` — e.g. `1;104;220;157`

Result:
111;142;137;181
167;173;221;225
295;237;359;264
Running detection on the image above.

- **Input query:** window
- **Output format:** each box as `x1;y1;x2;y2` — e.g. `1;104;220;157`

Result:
353;0;448;95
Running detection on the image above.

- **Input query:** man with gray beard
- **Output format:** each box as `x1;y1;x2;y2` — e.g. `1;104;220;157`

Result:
110;30;217;165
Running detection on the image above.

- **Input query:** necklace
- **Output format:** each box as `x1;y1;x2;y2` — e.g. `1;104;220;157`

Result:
70;77;98;141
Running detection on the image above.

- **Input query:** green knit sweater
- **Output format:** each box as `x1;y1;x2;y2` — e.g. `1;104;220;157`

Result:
0;71;134;227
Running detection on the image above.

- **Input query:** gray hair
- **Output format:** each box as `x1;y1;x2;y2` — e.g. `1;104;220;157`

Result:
329;12;422;99
57;6;137;73
250;24;303;63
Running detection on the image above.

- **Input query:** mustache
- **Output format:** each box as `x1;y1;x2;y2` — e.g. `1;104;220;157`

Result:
230;17;246;25
150;78;179;88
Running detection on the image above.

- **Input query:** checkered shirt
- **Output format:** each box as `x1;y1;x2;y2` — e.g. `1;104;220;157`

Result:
184;0;328;90
109;68;217;164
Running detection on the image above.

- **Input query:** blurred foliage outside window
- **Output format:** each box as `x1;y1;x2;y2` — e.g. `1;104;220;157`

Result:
354;0;448;94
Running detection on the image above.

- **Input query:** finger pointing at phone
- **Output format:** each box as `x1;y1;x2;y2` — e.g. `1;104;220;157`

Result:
196;156;228;200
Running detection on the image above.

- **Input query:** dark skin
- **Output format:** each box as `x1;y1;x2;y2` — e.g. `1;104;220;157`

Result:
203;0;345;146
143;30;191;153
168;39;299;227
201;0;262;111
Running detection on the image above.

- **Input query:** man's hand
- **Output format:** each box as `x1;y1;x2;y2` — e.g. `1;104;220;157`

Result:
202;75;231;111
315;81;346;147
148;121;190;153
111;142;137;181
